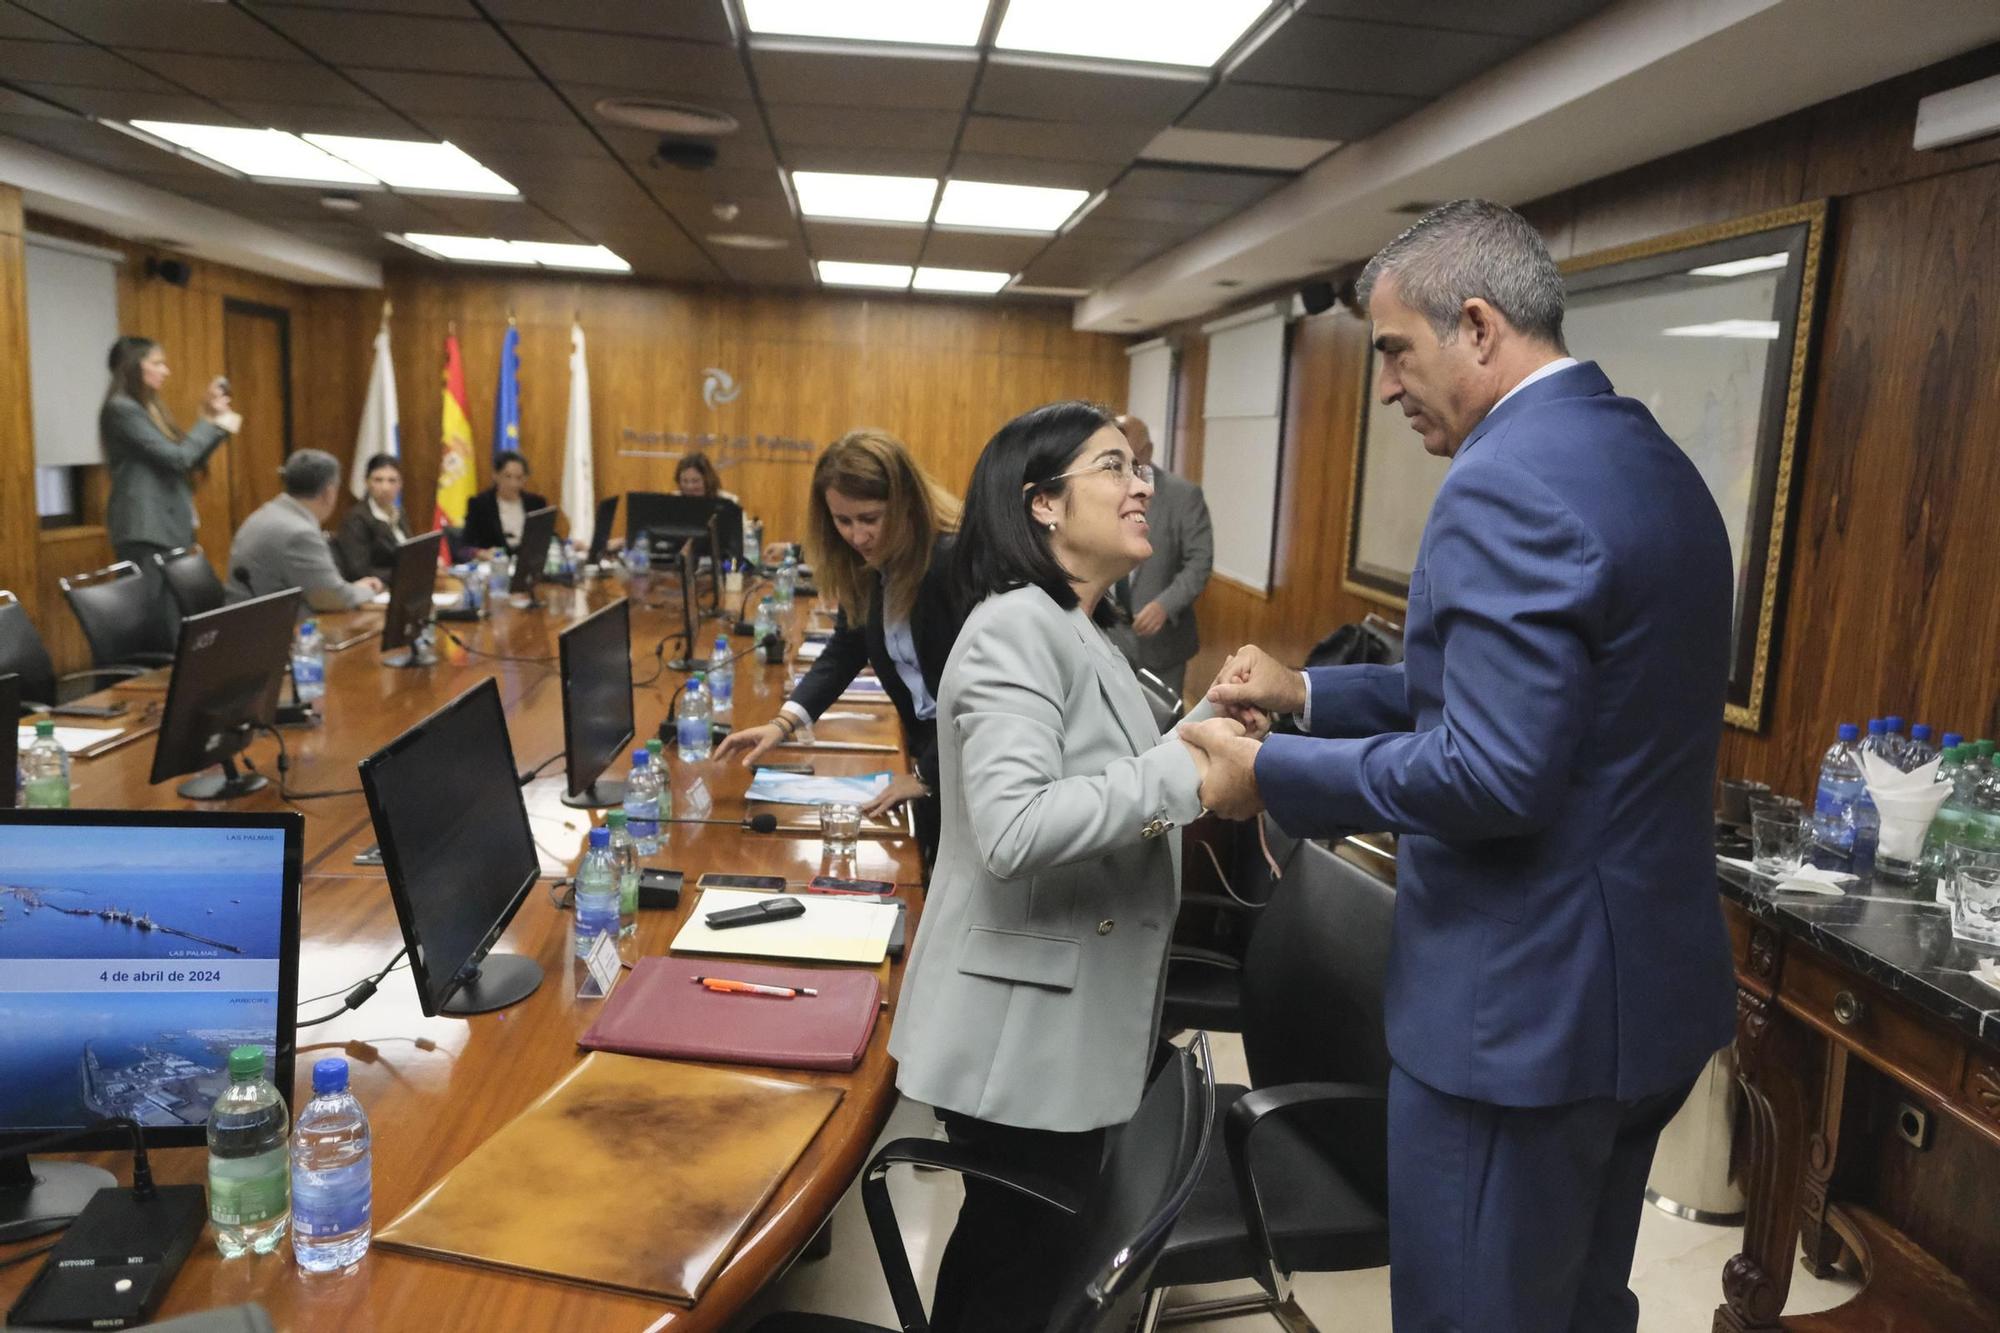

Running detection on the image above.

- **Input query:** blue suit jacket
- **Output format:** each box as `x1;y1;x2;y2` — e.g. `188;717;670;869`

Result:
1258;361;1737;1106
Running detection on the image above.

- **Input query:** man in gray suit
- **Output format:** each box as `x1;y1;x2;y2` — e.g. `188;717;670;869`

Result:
1106;414;1213;699
225;450;383;613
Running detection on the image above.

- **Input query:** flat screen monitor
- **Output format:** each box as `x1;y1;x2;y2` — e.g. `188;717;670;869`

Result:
558;598;634;810
1;674;16;809
0;808;302;1241
380;530;443;665
150;589;303;802
626;492;743;564
359;678;543;1018
584;494;620;567
508;505;560;597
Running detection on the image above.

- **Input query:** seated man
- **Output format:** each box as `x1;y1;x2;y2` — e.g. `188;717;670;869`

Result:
226;449;384;613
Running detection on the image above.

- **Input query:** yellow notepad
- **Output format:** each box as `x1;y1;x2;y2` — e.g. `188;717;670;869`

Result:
670;888;898;964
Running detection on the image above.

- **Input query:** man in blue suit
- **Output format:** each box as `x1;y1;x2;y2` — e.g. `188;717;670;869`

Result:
1181;199;1738;1333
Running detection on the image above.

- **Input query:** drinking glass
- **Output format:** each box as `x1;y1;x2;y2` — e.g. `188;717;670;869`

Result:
1751;808;1805;878
1952;862;2000;949
819;802;861;857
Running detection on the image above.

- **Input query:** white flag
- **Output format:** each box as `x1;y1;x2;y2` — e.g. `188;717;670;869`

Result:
561;320;596;553
347;321;400;499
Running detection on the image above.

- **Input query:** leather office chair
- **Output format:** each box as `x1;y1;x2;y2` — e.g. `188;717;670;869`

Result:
1161;813;1296;1035
752;1033;1216;1333
154;544;226;619
0;589;144;708
1144;839;1396;1330
59;561;178;675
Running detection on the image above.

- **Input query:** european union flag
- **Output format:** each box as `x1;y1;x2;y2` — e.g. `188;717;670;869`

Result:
494;322;521;463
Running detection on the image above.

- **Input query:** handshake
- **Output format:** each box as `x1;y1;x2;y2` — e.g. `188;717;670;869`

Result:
1175;645;1303;819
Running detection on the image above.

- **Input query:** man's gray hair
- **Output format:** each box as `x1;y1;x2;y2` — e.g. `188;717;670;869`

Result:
1356;199;1567;350
281;449;342;499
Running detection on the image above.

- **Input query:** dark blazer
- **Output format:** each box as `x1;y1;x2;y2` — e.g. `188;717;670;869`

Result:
787;538;962;853
461;487;548;553
101;395;229;552
332;502;405;582
1256;361;1738;1108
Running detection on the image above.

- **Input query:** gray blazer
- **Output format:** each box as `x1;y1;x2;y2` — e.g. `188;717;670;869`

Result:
101;395;229;552
889;585;1209;1132
224;494;371;614
1108;467;1213;677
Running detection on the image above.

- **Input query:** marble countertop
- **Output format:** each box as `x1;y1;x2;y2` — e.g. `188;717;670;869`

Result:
1718;862;2000;1052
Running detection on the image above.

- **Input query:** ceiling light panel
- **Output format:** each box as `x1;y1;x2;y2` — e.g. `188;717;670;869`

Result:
934;180;1089;232
792;171;937;223
817;260;914;288
128;120;376;185
996;0;1269;68
1686;252;1790;278
913;267;1011;293
303;134;517;196
506;242;631;271
1661;319;1781;340
401;233;534;264
743;0;989;46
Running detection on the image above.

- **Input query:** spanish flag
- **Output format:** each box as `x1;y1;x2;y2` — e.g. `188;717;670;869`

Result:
434;328;478;530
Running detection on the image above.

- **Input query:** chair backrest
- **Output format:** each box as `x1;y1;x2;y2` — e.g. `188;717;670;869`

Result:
60;561;174;669
1047;1034;1216;1333
155;545;226;618
0;591;57;706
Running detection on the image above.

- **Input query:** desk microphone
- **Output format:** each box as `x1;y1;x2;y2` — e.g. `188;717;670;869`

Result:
660;813;779;833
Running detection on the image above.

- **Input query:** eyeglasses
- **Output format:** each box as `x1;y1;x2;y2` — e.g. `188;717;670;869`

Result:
1036;454;1155;489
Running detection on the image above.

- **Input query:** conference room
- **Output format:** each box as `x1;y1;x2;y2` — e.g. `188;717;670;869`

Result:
3;2;2000;1331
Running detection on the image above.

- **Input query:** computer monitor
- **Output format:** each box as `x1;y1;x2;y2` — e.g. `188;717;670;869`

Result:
508;505;560;599
1;674;16;809
626;492;743;564
558;598;634;810
359;678;543;1017
380;530;443;668
583;494;621;569
0;808;302;1241
150;589;304;802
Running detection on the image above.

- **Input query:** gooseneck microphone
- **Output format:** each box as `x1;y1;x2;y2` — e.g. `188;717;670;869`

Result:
659;813;779;833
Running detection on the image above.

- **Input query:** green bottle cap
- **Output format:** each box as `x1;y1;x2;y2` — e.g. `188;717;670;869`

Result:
227;1045;265;1080
34;719;54;737
606;808;627;828
646;738;663;758
1979;741;1996;760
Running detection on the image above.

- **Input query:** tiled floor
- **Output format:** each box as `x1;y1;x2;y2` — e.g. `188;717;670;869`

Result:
737;1034;1860;1330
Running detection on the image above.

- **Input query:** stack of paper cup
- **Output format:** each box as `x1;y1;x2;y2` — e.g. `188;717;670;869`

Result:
1859;751;1952;881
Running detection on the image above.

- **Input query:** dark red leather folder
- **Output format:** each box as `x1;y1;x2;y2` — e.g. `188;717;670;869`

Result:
579;956;881;1072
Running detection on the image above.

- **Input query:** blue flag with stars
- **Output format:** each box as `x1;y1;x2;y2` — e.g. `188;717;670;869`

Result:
494;322;521;463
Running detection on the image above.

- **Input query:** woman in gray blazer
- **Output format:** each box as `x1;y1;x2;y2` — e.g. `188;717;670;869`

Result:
888;400;1238;1331
100;336;239;637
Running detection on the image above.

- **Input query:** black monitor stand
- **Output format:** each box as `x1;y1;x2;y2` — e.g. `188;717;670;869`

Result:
441;954;543;1016
0;1154;115;1243
666;541;706;672
178;754;266;802
560;778;625;810
383;625;440;670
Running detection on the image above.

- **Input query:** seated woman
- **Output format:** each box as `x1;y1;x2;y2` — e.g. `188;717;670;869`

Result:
676;450;738;504
714;430;960;859
333;453;407;582
461;450;548;557
886;401;1240;1332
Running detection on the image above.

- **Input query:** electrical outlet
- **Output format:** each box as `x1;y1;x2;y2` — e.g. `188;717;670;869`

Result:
1894;1100;1933;1150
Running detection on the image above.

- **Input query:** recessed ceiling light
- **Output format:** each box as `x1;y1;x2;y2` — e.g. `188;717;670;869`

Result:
913;267;1011;294
817;260;913;289
401;233;531;265
996;0;1268;67
709;233;790;251
1660;319;1781;340
397;234;631;271
1687;252;1790;278
934;180;1088;232
592;97;739;136
319;193;363;213
791;171;937;223
743;0;987;47
127;120;376;185
506;242;631;272
302;134;517;196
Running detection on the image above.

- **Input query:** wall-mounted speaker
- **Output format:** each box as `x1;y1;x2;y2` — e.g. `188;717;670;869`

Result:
1299;280;1336;315
144;257;191;287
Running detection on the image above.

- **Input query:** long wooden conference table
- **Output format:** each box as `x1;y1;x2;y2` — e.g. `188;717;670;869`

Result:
0;576;924;1330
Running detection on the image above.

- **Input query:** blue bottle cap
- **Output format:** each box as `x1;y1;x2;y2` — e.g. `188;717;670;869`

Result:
631;748;650;767
1911;724;1931;741
1886;714;1905;732
1943;732;1964;749
1868;719;1887;734
300;618;317;633
311;1057;348;1095
1837;723;1858;741
589;826;610;849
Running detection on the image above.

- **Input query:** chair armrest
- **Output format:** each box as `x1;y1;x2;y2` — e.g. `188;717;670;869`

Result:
858;1136;1088;1332
123;652;177;669
1167;944;1241;971
1178;890;1260;915
1222;1082;1388;1296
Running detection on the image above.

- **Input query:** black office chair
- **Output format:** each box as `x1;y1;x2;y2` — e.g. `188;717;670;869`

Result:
1144;839;1397;1330
59;561;178;675
0;589;145;708
154;544;226;619
1161;813;1302;1036
752;1033;1216;1333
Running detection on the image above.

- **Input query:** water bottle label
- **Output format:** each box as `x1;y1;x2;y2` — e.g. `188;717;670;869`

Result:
678;718;707;749
576;896;618;939
619;871;639;915
294;1166;370;1237
210;1151;289;1225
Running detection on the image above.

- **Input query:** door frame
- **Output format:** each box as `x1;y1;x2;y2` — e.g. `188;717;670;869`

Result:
222;298;295;458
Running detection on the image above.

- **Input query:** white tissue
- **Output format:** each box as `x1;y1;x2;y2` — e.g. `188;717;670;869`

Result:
1859;752;1953;863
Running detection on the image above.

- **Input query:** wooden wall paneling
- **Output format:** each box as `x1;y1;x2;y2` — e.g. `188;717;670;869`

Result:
0;185;39;617
1563;112;1811;257
1800;45;2000;202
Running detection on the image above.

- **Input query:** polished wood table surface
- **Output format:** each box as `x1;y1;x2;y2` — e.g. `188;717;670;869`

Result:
0;577;925;1331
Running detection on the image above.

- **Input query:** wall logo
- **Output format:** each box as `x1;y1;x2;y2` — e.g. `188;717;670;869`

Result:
701;367;742;409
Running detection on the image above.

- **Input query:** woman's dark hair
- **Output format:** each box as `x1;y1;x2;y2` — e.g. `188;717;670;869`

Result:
363;452;400;476
106;335;183;439
950;400;1121;628
677;451;724;498
494;450;529;475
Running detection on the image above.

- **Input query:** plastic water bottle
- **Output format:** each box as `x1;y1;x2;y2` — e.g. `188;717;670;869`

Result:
606;809;639;950
22;720;69;808
708;635;734;721
623;749;660;855
208;1045;290;1257
462;562;485;613
645;738;672;824
1904;724;1939;771
1941;731;1965;756
773;553;798;609
1923;747;1974;886
1810;723;1864;860
573;826;618;958
292;1057;371;1273
292;620;326;704
1879;715;1907;768
752;596;778;646
679;675;713;762
1850;719;1886;877
487;554;511;600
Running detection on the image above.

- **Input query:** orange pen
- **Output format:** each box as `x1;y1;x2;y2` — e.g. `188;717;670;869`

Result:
693;975;817;998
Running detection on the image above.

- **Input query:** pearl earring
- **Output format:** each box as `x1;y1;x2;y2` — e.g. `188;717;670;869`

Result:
1046;521;1057;533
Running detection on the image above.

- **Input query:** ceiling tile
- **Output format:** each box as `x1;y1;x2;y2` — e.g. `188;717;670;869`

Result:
481;0;733;43
1300;0;1612;40
19;1;300;57
0;7;79;41
662;194;799;246
1018;237;1162;290
125;51;376;106
748;44;979;111
411;196;572;238
3;118;218;178
563;89;776;168
411;116;606;162
949;153;1121;193
1141;125;1336;171
506;25;749;100
975;58;1207;126
804;221;925;265
713;246;815;286
253;0;477;17
919;229;1048;272
959;115;1153;164
222;102;420;137
1180;83;1422;139
1117;164;1289;207
13;84;238;126
0;88;75;120
765;104;960;153
1084;191;1238;228
1230;16;1524;98
0;40;175;91
346;69;574;121
781;143;952;178
255;9;529;77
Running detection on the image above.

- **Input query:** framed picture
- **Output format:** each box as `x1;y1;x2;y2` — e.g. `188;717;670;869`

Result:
1341;200;1830;731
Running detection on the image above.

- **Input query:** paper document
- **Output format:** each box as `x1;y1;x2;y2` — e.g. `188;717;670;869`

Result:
18;725;124;756
745;769;891;807
671;887;897;964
